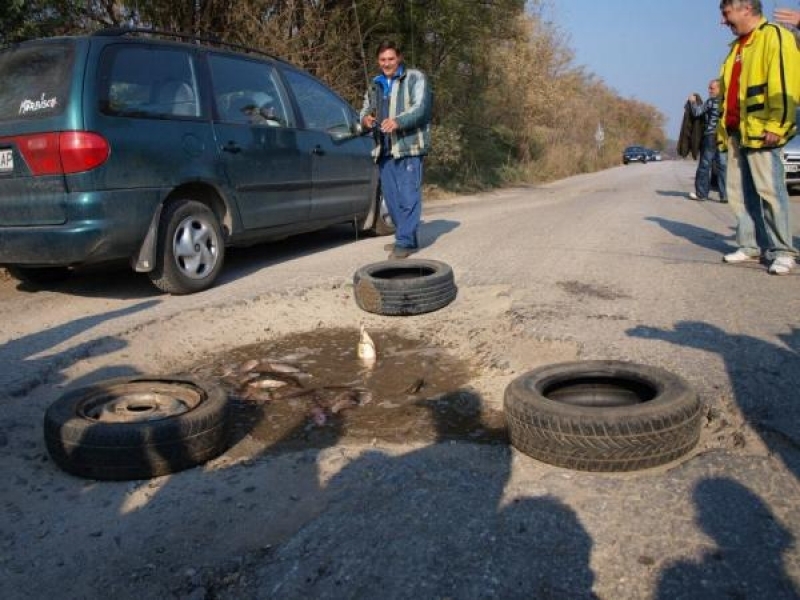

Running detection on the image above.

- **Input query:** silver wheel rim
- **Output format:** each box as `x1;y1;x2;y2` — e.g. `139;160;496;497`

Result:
78;381;204;423
173;214;220;280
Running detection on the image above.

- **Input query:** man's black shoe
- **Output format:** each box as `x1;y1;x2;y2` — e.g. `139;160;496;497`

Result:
390;246;416;259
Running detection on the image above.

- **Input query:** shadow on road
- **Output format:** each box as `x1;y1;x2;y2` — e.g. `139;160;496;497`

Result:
656;477;799;599
0;300;158;398
645;217;735;255
8;224;363;299
418;218;459;249
246;389;597;599
655;190;693;198
627;321;800;481
25;386;598;599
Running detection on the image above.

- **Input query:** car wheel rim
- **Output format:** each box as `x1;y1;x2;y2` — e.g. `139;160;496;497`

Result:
78;380;204;423
173;214;220;280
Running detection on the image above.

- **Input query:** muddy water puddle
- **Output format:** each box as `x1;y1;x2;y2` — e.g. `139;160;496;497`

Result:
188;328;507;453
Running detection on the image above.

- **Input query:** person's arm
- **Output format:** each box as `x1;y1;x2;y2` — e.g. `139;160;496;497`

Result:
390;70;432;131
687;94;705;117
763;26;799;145
774;7;800;28
360;84;377;129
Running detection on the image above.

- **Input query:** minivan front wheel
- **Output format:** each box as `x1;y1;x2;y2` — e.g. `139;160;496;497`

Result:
150;199;225;295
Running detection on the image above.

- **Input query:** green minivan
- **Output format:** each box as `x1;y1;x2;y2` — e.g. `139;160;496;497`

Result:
0;29;392;294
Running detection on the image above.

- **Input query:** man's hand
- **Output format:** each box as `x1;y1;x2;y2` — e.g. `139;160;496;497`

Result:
763;131;780;146
380;118;399;133
363;114;377;129
774;7;800;28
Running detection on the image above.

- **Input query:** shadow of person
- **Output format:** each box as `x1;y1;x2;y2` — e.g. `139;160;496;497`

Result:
17;365;349;600
655;190;695;198
645;217;734;254
250;390;597;599
778;327;800;357
656;477;798;599
0;300;158;399
418;218;459;249
627;321;800;481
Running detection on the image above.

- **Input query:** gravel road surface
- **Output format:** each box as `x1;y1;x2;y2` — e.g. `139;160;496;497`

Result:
0;160;798;599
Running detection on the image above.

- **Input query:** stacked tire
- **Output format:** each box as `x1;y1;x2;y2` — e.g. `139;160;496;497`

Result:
353;259;457;316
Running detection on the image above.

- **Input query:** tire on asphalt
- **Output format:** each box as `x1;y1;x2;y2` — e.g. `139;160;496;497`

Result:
149;199;225;295
43;375;230;480
353;259;456;316
503;361;702;472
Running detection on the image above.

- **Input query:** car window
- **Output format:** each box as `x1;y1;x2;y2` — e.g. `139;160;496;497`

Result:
281;69;356;135
208;54;293;128
97;45;201;119
0;41;75;122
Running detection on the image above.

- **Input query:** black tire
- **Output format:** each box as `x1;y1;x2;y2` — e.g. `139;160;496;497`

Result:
43;375;230;480
353;259;457;316
6;265;71;285
503;361;702;472
149;199;225;295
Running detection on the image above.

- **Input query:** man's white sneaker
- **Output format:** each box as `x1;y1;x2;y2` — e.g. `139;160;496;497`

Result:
723;249;759;263
768;256;795;275
688;192;704;201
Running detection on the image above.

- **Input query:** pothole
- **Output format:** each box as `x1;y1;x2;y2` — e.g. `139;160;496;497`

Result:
188;327;508;455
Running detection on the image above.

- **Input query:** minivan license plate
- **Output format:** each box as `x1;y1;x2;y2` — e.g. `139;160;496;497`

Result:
0;149;12;172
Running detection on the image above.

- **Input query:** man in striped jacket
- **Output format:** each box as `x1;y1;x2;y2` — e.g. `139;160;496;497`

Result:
361;40;432;259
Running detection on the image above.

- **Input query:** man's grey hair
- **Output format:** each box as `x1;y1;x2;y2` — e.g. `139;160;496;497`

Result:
719;0;763;15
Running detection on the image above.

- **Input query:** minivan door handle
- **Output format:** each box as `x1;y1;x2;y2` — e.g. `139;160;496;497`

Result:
222;141;242;154
312;146;325;156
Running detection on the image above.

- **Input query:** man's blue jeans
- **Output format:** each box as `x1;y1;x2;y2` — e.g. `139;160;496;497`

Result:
726;133;797;258
696;134;727;200
378;156;423;249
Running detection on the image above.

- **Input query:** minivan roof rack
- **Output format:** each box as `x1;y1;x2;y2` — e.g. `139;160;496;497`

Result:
92;27;284;62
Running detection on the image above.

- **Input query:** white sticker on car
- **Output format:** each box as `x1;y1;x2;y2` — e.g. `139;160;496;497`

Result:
18;93;59;115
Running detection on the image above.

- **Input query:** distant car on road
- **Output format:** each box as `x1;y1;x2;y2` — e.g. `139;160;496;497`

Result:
648;149;662;162
781;109;800;190
623;146;650;164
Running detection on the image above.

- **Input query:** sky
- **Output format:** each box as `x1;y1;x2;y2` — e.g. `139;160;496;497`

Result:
539;0;790;141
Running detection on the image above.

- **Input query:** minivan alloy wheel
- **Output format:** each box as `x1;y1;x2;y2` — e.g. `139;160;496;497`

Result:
173;213;219;279
150;199;225;295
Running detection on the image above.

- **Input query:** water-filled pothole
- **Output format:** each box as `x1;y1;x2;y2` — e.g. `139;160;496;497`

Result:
188;328;507;454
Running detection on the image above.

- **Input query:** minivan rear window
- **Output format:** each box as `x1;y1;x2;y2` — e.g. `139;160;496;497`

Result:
97;45;202;119
0;41;75;122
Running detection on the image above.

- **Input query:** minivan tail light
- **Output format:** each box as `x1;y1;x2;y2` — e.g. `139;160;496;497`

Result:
9;132;110;176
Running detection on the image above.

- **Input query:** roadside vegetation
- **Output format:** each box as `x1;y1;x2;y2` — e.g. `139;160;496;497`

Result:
1;0;666;193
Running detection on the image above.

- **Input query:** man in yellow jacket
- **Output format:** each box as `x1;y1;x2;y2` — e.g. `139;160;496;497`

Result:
718;0;799;275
